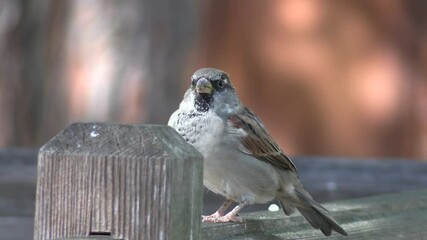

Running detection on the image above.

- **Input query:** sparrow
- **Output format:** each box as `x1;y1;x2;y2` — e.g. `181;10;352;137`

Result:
168;68;347;236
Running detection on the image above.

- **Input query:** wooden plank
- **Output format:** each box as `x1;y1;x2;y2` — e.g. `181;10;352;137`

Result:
52;238;116;240
1;148;427;239
34;123;203;240
201;189;427;239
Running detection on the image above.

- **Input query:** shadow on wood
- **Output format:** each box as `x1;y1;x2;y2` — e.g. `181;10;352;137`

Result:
34;123;203;240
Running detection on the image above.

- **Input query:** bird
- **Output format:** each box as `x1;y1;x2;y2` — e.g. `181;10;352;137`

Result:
168;68;347;236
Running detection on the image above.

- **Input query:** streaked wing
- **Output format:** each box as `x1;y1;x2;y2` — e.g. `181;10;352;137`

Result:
228;107;297;172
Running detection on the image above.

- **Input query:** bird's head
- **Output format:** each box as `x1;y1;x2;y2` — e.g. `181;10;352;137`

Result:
188;68;241;115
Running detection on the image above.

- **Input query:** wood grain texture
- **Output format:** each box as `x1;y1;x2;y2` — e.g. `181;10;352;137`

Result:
201;189;427;240
52;238;115;240
34;123;203;240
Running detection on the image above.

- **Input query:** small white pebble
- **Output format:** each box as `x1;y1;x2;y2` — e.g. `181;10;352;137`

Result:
90;131;99;137
268;204;279;212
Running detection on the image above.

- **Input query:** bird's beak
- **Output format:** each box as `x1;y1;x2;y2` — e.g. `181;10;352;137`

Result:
196;78;213;95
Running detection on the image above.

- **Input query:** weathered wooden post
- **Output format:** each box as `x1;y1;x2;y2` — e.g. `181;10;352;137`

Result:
34;123;203;240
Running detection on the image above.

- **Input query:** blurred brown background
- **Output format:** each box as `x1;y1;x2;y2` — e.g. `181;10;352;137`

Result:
0;0;426;160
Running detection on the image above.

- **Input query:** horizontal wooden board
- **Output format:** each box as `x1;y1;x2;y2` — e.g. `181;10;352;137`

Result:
1;148;427;239
201;189;427;239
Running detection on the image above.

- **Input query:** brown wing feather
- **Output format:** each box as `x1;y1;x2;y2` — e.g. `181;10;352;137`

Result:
228;107;297;172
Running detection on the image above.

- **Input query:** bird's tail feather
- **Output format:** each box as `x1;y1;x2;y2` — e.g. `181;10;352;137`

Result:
280;188;347;236
278;200;296;216
297;206;347;236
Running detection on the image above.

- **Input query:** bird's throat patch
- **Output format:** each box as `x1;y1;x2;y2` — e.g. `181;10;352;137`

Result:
195;93;212;112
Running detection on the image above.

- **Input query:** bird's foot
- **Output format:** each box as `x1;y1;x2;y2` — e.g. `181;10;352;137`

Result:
202;211;223;219
202;212;242;223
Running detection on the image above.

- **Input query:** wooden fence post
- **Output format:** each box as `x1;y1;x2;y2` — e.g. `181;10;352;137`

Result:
34;123;203;240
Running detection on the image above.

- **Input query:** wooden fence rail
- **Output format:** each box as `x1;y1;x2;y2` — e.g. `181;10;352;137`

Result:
201;189;427;239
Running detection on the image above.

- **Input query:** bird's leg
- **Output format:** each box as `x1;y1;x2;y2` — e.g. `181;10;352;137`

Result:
202;201;249;223
202;199;234;221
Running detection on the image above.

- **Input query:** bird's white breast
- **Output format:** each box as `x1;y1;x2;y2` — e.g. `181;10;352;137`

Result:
169;108;280;204
169;109;224;152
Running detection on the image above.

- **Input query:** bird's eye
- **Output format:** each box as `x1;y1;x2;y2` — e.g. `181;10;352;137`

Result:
217;80;225;88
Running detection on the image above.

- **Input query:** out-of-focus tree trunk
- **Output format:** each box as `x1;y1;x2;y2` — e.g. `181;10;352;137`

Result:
0;0;70;146
0;0;198;147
